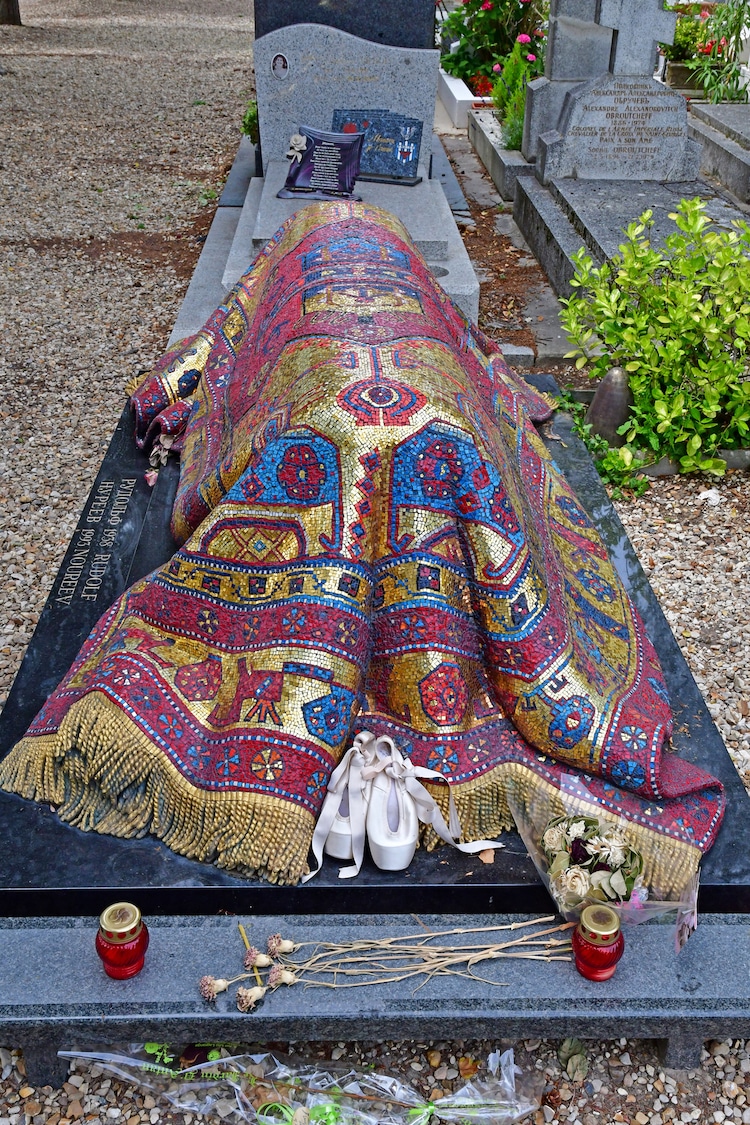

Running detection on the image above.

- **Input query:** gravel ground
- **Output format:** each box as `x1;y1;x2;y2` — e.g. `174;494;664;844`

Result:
1;2;750;1123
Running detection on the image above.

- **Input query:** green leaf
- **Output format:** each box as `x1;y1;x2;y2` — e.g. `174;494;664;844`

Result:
566;1053;589;1083
558;1038;585;1067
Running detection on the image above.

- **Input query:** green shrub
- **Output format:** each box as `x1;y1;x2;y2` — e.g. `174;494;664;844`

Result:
492;39;530;118
440;0;546;85
686;0;750;103
241;99;259;143
560;197;750;477
661;15;704;61
491;34;545;151
501;82;526;150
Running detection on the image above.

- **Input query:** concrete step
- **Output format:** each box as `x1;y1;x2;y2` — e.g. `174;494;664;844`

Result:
689;114;750;205
5;912;750;1086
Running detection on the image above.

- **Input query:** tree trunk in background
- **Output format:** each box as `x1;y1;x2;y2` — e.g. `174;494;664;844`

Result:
0;0;22;24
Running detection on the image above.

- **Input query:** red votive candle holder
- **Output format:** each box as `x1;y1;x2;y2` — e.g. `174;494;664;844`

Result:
572;903;624;981
95;902;149;979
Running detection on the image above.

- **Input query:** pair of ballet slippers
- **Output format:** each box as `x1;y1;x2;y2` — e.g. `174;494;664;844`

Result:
303;731;503;883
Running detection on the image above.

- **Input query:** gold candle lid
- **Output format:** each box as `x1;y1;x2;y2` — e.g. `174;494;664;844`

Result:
99;902;143;943
579;903;620;945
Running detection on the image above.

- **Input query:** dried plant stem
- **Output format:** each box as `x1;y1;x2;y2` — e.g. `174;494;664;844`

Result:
281;920;574;991
272;915;559;955
237;922;263;987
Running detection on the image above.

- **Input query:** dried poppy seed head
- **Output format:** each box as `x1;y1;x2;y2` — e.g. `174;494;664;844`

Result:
244;947;272;969
268;933;297;956
237;985;267;1012
199;975;229;1002
268;963;299;989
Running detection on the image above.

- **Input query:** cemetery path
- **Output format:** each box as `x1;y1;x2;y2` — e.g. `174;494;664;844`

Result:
0;1;749;1119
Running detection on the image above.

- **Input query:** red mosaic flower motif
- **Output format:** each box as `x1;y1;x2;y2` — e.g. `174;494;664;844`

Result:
277;443;326;501
416;440;464;500
418;661;469;726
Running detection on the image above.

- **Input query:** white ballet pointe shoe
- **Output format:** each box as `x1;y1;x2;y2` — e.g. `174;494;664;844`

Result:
320;731;377;863
304;730;504;884
324;783;371;860
365;753;419;871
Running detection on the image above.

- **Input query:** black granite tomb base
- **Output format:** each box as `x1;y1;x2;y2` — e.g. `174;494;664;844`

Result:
0;378;748;916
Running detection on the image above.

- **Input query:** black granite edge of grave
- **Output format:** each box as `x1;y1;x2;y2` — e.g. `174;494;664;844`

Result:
253;0;436;50
526;374;750;913
0;378;747;916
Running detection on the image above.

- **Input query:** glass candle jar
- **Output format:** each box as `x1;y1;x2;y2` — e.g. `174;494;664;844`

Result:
572;903;624;981
95;902;149;979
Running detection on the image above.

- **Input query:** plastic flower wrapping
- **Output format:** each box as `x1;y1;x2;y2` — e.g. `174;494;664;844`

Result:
505;772;700;950
58;1046;542;1125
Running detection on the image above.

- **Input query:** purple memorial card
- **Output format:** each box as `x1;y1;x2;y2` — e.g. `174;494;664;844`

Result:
277;125;365;200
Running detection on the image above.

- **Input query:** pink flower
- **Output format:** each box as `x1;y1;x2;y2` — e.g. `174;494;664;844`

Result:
526;53;537;61
493;62;502;72
481;1;493;8
517;32;531;43
700;7;711;17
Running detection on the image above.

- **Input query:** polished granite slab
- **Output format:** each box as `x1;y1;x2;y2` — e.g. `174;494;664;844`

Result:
0;378;747;916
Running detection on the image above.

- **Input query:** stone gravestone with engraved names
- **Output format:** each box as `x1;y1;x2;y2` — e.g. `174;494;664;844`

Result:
223;0;481;320
253;24;438;177
531;0;701;183
513;0;711;294
523;0;613;161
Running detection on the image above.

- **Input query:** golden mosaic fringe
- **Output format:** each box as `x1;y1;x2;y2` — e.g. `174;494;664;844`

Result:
0;694;315;886
421;760;702;900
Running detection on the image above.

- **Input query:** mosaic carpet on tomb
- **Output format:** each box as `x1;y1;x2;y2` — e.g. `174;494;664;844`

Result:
0;202;724;890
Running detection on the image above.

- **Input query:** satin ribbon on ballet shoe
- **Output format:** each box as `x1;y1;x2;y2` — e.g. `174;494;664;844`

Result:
302;731;380;882
304;732;504;881
361;737;503;873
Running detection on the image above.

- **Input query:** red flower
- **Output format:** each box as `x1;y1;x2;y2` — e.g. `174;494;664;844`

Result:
469;73;494;96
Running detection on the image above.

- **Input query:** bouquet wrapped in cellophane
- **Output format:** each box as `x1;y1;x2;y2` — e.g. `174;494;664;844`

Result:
540;814;644;912
506;772;699;950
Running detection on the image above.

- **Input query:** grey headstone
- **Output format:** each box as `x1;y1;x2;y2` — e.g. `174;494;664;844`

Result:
253;0;436;49
547;8;613;80
537;74;701;183
598;0;676;76
254;25;439;175
522;0;613;160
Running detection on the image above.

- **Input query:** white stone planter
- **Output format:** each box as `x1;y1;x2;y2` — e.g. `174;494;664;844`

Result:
438;68;492;130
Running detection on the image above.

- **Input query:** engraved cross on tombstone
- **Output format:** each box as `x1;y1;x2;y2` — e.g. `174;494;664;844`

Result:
597;0;676;75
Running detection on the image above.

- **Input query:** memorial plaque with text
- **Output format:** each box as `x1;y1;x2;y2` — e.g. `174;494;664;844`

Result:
331;108;423;184
277;126;365;200
539;74;700;183
0;406;178;752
